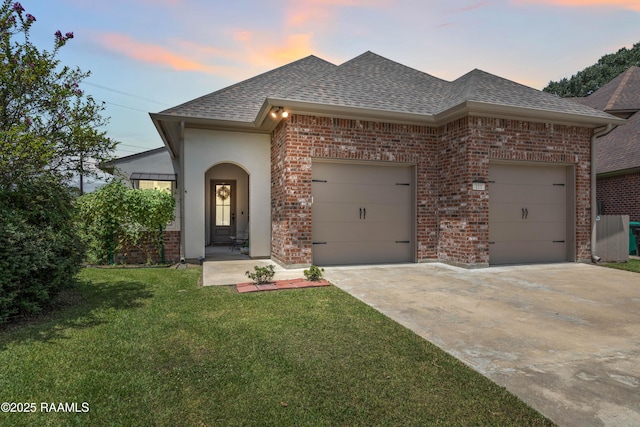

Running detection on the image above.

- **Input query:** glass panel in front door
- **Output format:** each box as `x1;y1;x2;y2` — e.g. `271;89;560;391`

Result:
215;184;231;226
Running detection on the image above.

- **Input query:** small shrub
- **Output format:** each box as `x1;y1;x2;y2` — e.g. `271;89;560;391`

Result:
304;265;324;281
246;265;275;284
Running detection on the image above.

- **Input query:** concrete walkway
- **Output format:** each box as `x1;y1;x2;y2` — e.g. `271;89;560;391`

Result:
203;260;640;427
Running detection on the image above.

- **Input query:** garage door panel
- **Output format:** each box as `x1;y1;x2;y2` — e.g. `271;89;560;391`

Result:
491;163;565;185
313;221;410;242
313;183;409;204
490;203;565;223
312;162;413;265
490;221;566;242
363;203;411;223
489;163;568;265
489;184;564;205
313;241;412;265
490;241;567;265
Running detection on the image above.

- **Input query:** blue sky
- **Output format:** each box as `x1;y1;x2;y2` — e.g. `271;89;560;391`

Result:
20;0;640;160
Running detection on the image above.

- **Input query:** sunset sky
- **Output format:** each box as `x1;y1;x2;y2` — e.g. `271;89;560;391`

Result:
21;0;640;161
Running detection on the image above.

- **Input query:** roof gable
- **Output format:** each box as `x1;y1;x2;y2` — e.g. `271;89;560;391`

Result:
440;69;616;121
161;55;337;122
280;51;449;115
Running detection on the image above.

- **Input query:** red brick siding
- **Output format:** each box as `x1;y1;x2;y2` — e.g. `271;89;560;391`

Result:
116;230;180;264
470;117;593;262
271;115;440;266
597;172;640;222
437;118;490;265
271;114;594;266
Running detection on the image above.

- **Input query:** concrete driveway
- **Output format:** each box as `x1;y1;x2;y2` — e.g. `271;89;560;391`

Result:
204;261;640;426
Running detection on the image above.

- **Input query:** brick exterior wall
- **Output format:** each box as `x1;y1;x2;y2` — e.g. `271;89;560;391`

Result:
597;172;640;222
271;114;594;267
462;117;593;263
116;230;180;264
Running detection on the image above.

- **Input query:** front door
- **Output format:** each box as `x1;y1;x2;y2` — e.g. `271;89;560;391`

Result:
211;180;236;244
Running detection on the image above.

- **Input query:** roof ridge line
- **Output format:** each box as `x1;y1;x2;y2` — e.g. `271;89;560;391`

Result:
605;67;634;111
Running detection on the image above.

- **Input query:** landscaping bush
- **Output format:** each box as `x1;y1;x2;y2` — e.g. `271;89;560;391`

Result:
0;175;84;323
76;179;175;265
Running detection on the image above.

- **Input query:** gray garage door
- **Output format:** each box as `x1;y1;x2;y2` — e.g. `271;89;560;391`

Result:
489;163;568;265
312;162;412;265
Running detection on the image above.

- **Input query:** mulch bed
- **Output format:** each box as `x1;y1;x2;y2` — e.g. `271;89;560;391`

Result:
236;278;330;293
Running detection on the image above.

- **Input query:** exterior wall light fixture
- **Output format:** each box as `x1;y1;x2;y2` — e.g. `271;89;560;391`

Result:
270;107;289;119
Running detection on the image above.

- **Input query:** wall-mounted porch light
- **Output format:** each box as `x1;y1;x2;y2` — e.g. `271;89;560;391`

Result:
270;107;289;119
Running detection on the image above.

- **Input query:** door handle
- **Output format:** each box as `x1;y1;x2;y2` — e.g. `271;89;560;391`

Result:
231;212;235;225
522;208;525;220
359;208;362;219
525;208;528;219
363;208;366;219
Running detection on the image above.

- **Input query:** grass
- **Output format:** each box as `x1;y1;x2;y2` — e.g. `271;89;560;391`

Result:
602;258;640;273
0;268;554;426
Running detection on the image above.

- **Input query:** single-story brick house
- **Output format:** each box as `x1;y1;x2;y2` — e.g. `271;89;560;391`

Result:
571;66;640;222
149;51;623;267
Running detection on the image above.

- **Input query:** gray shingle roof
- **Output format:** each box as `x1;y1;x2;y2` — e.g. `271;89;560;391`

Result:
440;69;615;120
570;66;640;174
157;51;620;125
573;66;640;112
596;111;640;174
280;51;449;114
160;55;337;122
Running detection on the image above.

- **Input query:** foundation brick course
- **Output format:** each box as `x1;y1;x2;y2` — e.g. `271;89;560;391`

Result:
271;114;594;267
116;230;180;265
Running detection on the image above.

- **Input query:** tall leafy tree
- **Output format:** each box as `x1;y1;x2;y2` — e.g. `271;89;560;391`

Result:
0;1;116;323
0;0;116;183
544;41;640;97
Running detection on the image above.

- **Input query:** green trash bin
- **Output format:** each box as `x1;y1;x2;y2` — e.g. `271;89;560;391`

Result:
630;222;640;255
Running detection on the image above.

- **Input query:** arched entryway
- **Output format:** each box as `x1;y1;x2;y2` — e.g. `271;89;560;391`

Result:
204;163;249;249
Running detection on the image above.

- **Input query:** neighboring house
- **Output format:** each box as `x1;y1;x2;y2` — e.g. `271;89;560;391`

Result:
101;147;181;263
150;51;623;267
571;66;640;222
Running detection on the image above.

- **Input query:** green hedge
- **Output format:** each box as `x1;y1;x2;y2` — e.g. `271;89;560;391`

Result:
0;175;84;324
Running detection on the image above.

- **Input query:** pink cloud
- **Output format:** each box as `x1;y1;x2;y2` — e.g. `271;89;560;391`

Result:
95;33;220;73
512;0;640;11
285;0;389;28
451;2;491;12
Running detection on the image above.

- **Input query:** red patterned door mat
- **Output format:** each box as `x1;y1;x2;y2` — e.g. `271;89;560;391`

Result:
236;278;330;293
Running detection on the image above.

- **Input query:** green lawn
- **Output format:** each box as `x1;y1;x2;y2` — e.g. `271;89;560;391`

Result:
0;268;554;426
602;258;640;273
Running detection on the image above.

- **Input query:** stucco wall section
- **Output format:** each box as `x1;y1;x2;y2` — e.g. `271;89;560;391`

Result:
183;128;271;260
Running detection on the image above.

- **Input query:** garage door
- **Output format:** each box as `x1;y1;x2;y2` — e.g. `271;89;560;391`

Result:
312;162;413;265
489;163;567;265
